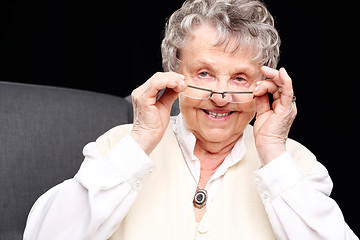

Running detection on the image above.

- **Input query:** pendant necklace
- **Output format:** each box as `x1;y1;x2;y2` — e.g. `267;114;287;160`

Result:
193;188;208;209
183;156;209;209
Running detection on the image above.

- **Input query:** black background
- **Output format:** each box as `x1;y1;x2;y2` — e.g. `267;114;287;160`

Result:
2;0;359;234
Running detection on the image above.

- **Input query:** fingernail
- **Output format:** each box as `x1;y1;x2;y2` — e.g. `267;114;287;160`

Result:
254;81;261;93
182;79;186;86
261;66;273;72
262;66;272;70
180;79;186;89
178;74;185;80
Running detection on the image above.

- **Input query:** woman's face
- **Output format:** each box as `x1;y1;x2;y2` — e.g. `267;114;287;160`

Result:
178;24;263;146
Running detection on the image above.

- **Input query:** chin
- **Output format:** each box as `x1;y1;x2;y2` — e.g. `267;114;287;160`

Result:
197;127;237;143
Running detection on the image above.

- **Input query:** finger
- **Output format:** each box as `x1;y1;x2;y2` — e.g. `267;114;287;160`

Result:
261;66;281;85
143;72;186;99
254;80;289;110
261;66;287;90
255;93;271;117
156;73;186;109
261;66;294;107
278;68;294;106
157;88;179;110
253;79;278;96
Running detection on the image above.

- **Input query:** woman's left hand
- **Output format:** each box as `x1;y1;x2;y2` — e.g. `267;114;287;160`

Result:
253;66;297;166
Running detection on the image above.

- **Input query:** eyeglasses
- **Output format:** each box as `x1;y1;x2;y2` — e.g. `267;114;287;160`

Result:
181;75;256;103
183;85;255;103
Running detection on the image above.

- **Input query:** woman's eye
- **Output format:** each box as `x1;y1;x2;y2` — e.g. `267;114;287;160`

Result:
235;77;246;82
199;72;210;78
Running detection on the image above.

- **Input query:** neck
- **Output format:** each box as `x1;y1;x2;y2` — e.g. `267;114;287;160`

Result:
194;137;237;194
194;135;239;171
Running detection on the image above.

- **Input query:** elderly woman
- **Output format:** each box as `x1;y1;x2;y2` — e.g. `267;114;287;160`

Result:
24;0;357;239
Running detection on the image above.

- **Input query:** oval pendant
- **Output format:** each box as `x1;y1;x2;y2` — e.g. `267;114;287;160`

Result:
193;189;207;208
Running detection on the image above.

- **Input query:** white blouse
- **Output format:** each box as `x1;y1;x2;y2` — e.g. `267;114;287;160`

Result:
23;114;358;240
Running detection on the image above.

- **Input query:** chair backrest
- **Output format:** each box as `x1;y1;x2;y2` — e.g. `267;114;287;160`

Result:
0;82;133;239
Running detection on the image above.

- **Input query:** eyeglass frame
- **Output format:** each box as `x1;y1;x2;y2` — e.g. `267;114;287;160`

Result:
173;57;257;103
184;84;255;103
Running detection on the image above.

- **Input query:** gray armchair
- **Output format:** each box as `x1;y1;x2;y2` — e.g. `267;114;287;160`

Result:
0;82;133;239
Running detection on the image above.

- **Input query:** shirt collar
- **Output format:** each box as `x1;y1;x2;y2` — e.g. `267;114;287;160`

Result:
171;113;197;161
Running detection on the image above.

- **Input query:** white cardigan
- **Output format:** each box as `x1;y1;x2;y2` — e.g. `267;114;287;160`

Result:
96;123;312;239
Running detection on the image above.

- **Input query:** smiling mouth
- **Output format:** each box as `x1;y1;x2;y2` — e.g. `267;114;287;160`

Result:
202;109;234;119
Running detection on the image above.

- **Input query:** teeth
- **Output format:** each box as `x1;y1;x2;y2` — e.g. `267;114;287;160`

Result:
205;110;231;118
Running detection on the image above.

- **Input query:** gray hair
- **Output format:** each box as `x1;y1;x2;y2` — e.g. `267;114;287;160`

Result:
161;0;281;71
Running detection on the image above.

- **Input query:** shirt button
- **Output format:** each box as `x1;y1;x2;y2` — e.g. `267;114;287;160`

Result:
135;180;142;188
147;168;154;174
254;177;260;184
198;223;209;234
263;191;270;199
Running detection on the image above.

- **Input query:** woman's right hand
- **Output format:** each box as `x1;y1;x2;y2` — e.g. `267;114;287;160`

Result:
130;72;186;155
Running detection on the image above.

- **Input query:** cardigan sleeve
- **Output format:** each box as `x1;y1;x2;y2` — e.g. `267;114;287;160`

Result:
24;132;154;240
253;152;358;240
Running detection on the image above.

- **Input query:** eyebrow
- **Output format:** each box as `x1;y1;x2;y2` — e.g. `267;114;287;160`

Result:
190;58;215;68
189;58;256;77
187;58;220;74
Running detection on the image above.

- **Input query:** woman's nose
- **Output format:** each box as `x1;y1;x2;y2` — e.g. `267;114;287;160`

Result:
209;92;229;106
209;79;229;106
